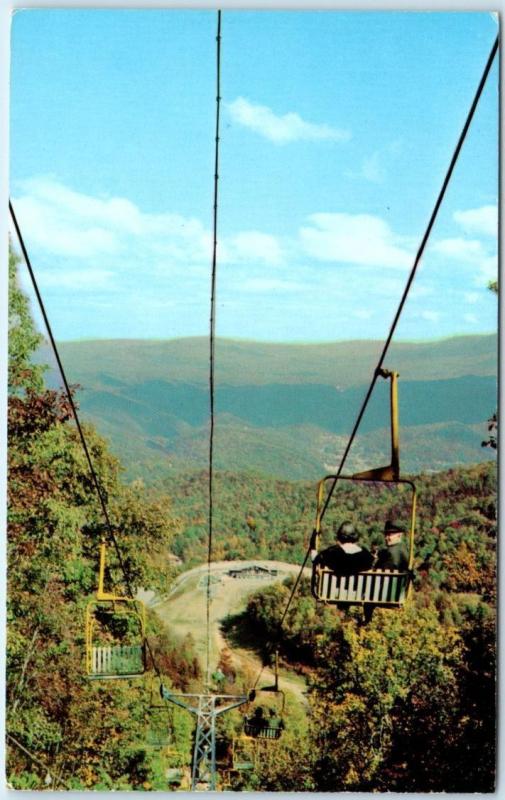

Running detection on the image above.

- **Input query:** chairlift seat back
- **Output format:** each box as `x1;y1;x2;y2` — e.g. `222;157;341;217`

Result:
243;721;282;740
85;596;147;679
312;566;411;606
89;643;145;678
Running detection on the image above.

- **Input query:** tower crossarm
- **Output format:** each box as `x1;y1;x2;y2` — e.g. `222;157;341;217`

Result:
159;688;249;791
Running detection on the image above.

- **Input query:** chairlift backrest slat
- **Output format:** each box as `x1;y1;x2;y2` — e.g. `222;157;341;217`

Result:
313;566;411;606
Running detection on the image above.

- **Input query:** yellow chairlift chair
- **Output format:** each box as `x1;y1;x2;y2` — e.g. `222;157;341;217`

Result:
311;370;416;609
85;541;147;679
244;652;285;740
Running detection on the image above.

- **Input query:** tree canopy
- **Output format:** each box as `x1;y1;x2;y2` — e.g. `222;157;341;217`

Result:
6;244;496;792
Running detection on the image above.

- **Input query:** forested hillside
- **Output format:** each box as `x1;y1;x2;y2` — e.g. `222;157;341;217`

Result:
7;251;200;789
219;460;496;791
163;461;496;572
7;248;496;792
233;576;495;792
40;335;497;481
47;335;497;386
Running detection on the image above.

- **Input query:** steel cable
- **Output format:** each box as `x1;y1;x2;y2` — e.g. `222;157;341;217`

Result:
9;201;163;680
206;9;222;689
257;33;499;676
6;733;69;790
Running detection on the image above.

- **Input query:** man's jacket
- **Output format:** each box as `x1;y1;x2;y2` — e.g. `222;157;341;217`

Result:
376;543;409;570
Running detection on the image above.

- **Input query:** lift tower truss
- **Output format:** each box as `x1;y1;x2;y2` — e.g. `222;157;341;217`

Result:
160;687;248;791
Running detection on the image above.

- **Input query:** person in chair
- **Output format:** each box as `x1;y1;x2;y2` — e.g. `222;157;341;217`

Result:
246;706;267;736
376;520;409;570
311;521;374;575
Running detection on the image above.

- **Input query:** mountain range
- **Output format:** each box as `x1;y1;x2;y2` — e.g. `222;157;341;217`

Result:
41;334;497;481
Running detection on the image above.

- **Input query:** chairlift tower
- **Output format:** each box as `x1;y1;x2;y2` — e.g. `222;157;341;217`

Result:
160;687;248;791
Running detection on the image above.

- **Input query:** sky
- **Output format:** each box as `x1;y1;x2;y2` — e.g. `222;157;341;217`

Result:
9;10;499;343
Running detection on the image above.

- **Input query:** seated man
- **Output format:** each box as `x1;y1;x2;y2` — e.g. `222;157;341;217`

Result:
376;520;409;570
311;521;374;575
266;707;285;732
247;706;267;732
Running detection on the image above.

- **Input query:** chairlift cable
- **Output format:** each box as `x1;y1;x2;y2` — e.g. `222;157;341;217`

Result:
6;733;69;790
206;8;222;688
9;202;164;681
317;33;499;525
9;201;117;549
255;32;499;670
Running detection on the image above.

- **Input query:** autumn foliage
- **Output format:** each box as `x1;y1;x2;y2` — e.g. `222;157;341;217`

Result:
6;245;496;791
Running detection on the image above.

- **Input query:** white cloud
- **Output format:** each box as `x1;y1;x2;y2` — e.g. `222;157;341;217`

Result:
227;97;350;145
13;177;211;265
463;313;478;324
432;237;486;261
300;213;413;268
39;268;116;291
224;231;284;265
241;277;303;293
432;236;497;287
12;177;285;281
410;285;434;300
361;152;384;183
11;176;495;343
24;178;145;233
419;310;441;323
453;205;497;237
477;255;498;285
346;140;404;184
13;194;119;259
346;151;384;183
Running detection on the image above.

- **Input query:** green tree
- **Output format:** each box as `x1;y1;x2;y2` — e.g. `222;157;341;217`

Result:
7;246;186;789
309;604;465;791
8;245;45;394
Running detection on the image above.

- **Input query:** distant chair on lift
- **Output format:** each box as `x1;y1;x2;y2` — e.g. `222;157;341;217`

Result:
244;651;285;740
143;679;176;749
85;540;147;679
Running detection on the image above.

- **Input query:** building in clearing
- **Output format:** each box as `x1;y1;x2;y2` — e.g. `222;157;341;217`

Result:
227;565;278;580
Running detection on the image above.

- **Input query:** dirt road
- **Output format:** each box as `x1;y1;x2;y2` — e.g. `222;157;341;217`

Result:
144;560;311;701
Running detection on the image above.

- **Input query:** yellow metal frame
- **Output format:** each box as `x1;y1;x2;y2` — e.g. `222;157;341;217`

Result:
230;735;258;771
312;369;416;606
85;542;147;677
143;710;176;750
244;650;285;740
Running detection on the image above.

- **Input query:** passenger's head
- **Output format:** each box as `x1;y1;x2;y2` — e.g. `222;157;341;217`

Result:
384;520;404;545
335;521;358;544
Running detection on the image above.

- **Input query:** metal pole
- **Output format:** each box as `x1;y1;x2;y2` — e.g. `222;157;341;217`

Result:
160;688;248;791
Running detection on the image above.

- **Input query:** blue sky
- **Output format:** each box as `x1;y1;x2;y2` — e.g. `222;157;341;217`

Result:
10;10;498;343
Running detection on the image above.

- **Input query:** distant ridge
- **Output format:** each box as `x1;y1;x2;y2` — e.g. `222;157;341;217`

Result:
38;334;497;481
40;333;497;389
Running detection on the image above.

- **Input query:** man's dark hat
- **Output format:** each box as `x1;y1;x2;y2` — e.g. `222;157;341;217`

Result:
335;521;358;543
384;520;405;535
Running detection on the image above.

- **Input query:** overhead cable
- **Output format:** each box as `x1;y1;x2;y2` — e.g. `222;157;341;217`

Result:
9;202;163;680
7;733;69;790
206;9;222;688
274;32;499;640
